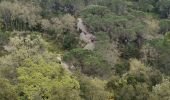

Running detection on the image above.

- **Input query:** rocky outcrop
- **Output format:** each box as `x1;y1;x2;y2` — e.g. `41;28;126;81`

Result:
77;18;96;50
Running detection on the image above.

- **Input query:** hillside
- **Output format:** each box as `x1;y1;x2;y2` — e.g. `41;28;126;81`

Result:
0;0;170;100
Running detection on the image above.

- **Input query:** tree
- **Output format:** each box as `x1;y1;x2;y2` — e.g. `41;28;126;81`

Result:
0;33;49;83
117;83;150;100
17;59;80;100
40;14;78;50
0;32;81;99
149;79;170;100
128;59;162;86
132;0;156;12
0;77;18;100
149;32;170;75
98;0;127;15
50;87;81;100
78;75;113;100
160;19;170;34
106;59;163;100
0;1;42;31
81;5;111;17
81;7;128;41
157;0;170;18
95;32;120;68
0;31;10;56
63;48;112;78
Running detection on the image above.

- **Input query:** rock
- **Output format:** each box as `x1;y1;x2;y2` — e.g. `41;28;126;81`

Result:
84;42;95;51
77;18;88;33
80;32;92;43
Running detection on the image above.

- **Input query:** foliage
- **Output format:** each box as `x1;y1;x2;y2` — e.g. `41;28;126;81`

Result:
157;0;170;18
149;32;170;75
0;0;169;99
149;79;170;100
114;59;130;75
63;48;112;77
0;1;42;31
78;75;113;100
17;59;80;100
0;77;18;100
106;59;163;100
160;19;170;34
0;31;10;56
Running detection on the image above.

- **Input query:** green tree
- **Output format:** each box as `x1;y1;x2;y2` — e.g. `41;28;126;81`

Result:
0;77;18;100
98;0;127;15
107;59;163;100
160;19;170;34
132;0;156;12
17;59;80;100
0;31;10;56
157;0;170;18
149;32;170;75
117;83;150;100
149;79;170;100
78;75;113;100
0;33;49;83
0;1;42;31
63;48;112;78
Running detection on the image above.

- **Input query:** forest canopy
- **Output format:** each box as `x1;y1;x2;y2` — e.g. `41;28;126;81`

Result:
0;0;170;100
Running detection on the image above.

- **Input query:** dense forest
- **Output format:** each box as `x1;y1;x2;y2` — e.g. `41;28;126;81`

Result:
0;0;170;100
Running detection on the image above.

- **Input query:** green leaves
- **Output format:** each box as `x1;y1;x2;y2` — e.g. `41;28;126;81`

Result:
157;0;170;18
17;59;80;99
0;33;81;99
148;32;170;75
0;77;18;100
63;48;111;77
149;80;170;100
106;59;163;100
81;5;111;17
0;0;169;100
0;1;42;31
79;75;113;100
160;19;170;34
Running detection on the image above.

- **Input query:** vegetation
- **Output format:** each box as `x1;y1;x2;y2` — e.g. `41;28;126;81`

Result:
0;0;169;100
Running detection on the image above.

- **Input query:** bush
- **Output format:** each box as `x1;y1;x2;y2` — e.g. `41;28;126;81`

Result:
115;60;130;75
63;48;112;77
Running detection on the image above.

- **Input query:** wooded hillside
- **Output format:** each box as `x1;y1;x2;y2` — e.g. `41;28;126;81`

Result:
0;0;170;100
